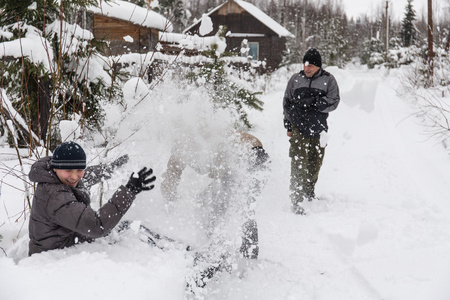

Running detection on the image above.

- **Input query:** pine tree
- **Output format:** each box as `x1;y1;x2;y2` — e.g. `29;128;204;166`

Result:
360;38;385;68
124;0;147;6
315;3;349;67
152;0;187;32
186;27;263;129
401;0;417;47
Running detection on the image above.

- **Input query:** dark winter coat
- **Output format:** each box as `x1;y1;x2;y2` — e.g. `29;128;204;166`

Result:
28;156;135;256
283;69;340;137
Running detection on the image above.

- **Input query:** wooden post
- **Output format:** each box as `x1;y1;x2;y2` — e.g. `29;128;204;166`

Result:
385;0;389;51
427;0;433;77
445;31;450;52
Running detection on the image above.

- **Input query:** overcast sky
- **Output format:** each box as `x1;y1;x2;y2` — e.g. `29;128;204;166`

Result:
340;0;448;21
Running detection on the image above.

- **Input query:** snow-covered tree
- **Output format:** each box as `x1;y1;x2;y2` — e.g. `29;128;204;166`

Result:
360;38;385;68
151;0;188;33
401;0;417;47
124;0;147;6
185;27;263;129
316;5;349;67
0;0;120;149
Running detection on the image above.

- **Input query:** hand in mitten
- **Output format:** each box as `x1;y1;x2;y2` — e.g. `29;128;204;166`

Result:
315;97;329;111
299;96;318;109
126;167;156;195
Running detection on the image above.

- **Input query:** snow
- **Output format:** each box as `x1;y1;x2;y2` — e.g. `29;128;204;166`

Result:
0;24;53;70
199;14;214;36
159;32;226;53
59;115;82;142
46;19;94;42
0;89;40;143
227;33;265;38
0;21;111;84
2;64;450;300
87;0;173;33
123;35;134;43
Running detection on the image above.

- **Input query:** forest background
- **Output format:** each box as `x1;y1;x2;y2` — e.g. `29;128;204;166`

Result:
148;0;450;68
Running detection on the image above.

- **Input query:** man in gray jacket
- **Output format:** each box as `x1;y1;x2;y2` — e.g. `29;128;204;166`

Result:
28;141;156;255
283;48;340;214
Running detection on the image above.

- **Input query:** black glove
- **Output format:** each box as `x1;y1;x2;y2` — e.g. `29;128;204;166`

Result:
315;97;329;111
299;96;318;109
126;167;156;195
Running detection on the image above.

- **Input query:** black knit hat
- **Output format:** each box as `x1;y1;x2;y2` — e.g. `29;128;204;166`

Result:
51;141;86;170
303;48;322;67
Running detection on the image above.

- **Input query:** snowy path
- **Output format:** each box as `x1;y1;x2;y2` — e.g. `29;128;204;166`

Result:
1;66;450;300
225;67;450;300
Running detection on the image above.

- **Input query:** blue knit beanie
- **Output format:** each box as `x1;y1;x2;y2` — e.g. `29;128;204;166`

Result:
51;141;86;170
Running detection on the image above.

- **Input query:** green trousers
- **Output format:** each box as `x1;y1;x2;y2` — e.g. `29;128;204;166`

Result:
289;126;325;204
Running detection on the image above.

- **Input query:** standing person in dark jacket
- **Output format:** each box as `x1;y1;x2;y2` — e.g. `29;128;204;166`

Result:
28;141;156;256
283;48;340;214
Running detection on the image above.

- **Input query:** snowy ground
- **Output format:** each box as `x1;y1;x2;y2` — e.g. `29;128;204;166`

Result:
1;64;450;300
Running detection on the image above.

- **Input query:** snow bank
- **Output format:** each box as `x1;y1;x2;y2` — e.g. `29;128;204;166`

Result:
0;24;53;70
159;32;226;53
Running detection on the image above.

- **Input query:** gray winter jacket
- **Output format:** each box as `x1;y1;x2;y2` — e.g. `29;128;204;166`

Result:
283;69;340;137
28;156;135;256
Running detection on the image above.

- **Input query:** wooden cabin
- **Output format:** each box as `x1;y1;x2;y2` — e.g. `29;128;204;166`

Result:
83;0;172;56
183;0;294;71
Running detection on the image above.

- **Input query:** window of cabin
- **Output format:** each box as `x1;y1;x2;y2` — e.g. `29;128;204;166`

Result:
85;12;94;32
150;29;159;50
75;10;94;33
248;42;259;60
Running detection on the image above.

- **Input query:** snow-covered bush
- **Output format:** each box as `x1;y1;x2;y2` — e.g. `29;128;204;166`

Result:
360;36;423;69
360;38;385;68
368;52;385;68
180;27;264;129
0;0;121;151
185;57;263;129
399;47;450;150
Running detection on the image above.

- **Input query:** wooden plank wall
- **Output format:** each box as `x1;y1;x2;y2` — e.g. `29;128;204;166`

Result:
93;14;158;55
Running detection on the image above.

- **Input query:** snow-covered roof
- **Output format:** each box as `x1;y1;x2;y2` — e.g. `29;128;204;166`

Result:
233;0;294;37
87;0;173;33
184;0;294;38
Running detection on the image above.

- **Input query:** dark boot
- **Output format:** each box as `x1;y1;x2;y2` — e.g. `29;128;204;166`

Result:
240;220;259;259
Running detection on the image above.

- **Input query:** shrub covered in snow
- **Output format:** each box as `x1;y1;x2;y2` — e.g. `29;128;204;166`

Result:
399;47;450;150
0;1;121;149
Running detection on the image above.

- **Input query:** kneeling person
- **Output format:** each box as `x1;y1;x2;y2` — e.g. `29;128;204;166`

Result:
28;141;156;256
